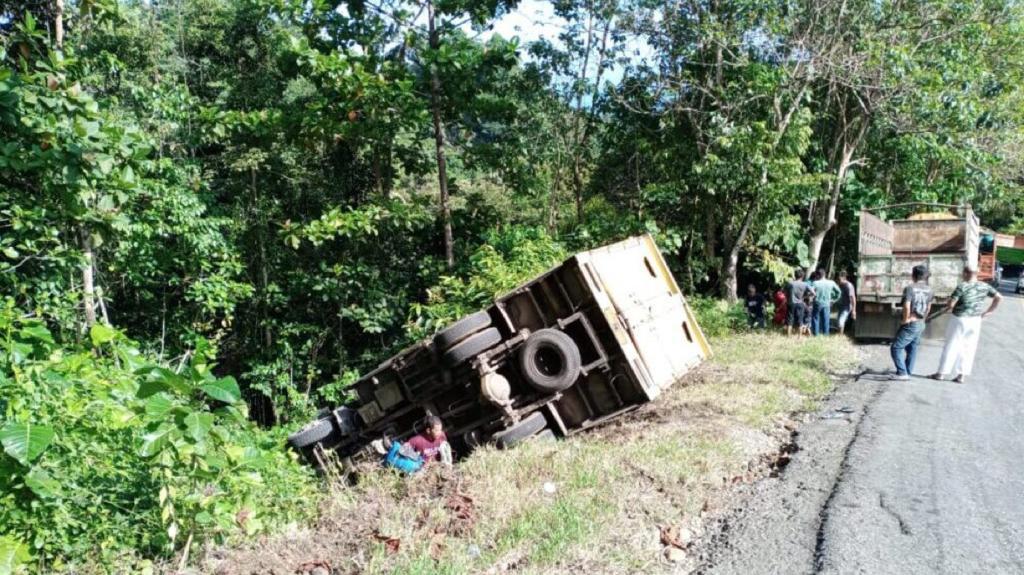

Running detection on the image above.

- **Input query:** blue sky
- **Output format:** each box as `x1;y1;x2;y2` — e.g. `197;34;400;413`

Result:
482;0;656;88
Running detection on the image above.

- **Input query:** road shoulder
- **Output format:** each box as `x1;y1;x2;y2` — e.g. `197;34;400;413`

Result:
693;346;888;575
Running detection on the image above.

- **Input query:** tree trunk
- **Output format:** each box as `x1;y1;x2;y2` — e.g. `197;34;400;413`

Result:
684;230;695;293
808;91;871;271
427;1;454;269
808;141;859;271
722;255;739;303
719;205;757;302
371;148;385;198
567;8;613;226
252;168;272;350
56;0;98;330
572;157;584;223
547;157;562;234
55;0;64;48
79;228;97;328
807;224;829;273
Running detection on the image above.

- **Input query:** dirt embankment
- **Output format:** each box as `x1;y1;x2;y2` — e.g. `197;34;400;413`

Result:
191;334;859;575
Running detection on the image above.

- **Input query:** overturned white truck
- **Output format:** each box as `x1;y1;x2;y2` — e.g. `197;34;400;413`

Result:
288;235;711;460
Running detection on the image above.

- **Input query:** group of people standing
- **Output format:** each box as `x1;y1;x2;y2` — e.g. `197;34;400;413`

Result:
743;268;857;337
744;264;1003;385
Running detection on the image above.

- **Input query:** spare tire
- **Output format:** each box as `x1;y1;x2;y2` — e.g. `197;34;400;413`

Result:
287;418;337;449
492;412;548;449
517;328;581;394
531;429;557;443
434;310;492;351
442;327;502;367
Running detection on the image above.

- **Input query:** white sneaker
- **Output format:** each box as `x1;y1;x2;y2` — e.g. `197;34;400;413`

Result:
891;374;910;381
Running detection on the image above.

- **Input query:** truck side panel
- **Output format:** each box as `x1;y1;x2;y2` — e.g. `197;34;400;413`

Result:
859;210;895;256
893;220;966;253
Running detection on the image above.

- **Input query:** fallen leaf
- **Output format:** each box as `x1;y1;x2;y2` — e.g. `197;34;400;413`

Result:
428;533;446;560
660;525;686;549
235;508;251;529
373;529;401;554
295;559;331;575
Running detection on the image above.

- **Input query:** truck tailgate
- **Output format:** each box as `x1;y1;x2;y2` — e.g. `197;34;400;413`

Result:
858;253;965;301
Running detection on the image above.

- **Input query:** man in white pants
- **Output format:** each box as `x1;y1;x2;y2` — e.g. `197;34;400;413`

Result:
930;267;1002;384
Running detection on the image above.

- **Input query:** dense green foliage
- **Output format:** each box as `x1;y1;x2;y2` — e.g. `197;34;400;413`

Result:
689;297;753;338
2;0;1024;571
0;302;317;572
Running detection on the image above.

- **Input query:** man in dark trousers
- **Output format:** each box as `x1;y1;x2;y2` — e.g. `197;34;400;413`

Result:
785;269;812;336
745;284;767;328
890;265;933;380
836;270;857;335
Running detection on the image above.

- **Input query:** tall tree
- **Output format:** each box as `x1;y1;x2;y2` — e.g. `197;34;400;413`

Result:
803;0;1024;270
620;0;818;300
531;0;622;223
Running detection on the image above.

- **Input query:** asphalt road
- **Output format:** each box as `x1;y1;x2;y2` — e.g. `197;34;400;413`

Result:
698;279;1024;575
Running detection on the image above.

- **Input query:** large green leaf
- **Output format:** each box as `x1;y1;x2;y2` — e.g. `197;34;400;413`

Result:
0;535;30;575
144;394;175;419
136;367;190;398
89;323;118;346
17;324;52;344
140;425;176;458
24;468;61;498
201;376;241;404
0;422;55;466
184;412;214;443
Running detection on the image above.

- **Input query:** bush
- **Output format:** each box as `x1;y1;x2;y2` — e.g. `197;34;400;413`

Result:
0;302;318;572
689;296;751;337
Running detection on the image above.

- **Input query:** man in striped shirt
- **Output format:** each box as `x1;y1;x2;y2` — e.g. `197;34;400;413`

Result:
930;267;1002;384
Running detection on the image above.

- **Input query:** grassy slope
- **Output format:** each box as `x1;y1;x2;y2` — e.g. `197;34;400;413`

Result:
200;333;858;575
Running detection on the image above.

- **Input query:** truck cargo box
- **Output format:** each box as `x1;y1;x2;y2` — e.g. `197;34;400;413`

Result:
288;235;711;464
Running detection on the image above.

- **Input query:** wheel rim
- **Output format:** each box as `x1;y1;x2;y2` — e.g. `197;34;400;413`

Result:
533;344;564;377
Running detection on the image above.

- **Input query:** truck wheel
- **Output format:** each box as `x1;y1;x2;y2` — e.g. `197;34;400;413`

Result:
442;327;502;367
492;412;548;449
287;418;337;449
518;329;581;393
531;429;557;443
434;310;492;351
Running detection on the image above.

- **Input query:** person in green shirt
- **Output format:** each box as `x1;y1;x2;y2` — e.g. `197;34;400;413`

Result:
930;266;1002;384
810;269;842;336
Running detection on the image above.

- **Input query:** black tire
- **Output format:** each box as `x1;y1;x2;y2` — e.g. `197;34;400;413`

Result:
287;418;337;449
517;328;581;394
434;310;492;351
492;412;548;449
442;327;502;367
